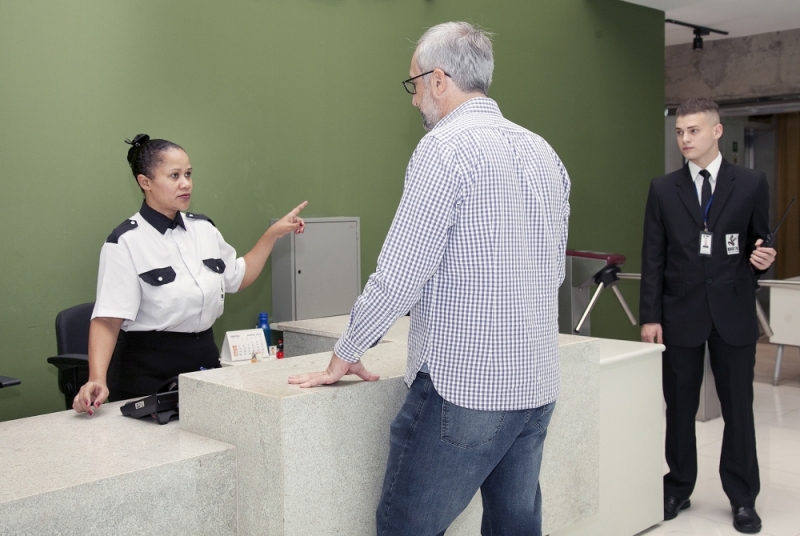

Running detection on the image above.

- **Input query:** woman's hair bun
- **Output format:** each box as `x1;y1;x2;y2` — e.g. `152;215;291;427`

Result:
123;134;183;186
124;133;150;148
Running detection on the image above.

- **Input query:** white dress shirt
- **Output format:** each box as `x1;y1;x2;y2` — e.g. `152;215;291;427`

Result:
688;151;722;203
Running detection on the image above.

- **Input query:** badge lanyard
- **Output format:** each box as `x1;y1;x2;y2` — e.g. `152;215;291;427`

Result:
699;194;714;257
703;195;713;232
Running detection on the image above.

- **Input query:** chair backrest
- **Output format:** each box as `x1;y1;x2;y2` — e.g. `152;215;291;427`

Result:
55;303;95;355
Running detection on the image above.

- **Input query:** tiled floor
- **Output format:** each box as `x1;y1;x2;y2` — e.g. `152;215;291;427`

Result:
637;343;800;536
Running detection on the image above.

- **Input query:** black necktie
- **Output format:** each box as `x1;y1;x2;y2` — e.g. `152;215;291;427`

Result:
699;169;712;209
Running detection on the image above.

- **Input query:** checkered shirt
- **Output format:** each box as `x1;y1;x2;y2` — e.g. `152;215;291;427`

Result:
334;97;570;411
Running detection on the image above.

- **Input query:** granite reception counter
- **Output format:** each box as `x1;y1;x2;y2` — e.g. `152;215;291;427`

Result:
1;315;663;535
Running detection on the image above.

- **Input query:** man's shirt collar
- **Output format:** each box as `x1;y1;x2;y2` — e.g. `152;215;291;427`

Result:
139;201;186;234
432;97;502;131
688;151;722;184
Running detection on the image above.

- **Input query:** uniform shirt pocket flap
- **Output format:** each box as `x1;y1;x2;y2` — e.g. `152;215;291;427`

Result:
139;266;177;286
203;258;226;274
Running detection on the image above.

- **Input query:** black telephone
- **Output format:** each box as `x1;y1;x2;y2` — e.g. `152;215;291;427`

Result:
120;376;179;425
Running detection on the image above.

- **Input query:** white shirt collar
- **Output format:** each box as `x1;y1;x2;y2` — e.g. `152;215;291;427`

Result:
688;151;722;184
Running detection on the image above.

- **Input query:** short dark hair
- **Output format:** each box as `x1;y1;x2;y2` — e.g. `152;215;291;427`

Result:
125;133;184;181
676;98;720;120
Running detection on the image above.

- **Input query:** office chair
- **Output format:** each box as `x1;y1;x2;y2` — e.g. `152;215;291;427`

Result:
47;302;94;410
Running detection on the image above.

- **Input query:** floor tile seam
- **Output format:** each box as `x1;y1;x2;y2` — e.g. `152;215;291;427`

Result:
750;475;800;496
692;452;800;476
770;407;800;420
674;509;742;531
754;402;800;415
759;464;800;478
695;438;724;449
761;384;800;391
754;389;800;399
682;511;786;535
754;410;788;420
754;389;800;396
696;452;722;464
697;442;724;455
754;434;800;444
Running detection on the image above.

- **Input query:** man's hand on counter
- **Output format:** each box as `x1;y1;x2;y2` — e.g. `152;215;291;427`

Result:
288;353;379;388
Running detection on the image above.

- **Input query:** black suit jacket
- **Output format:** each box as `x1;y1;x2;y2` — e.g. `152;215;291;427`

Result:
639;158;770;347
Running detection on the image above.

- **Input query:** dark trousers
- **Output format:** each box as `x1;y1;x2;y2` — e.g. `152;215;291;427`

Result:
107;328;220;401
662;326;760;507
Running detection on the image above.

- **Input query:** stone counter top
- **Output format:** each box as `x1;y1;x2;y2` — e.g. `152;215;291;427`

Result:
0;401;237;535
1;315;614;536
185;336;408;400
0;400;234;503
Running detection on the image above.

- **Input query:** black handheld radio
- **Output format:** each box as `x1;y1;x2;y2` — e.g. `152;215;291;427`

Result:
762;197;796;248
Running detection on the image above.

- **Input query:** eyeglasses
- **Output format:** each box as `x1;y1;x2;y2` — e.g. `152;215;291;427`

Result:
402;70;451;94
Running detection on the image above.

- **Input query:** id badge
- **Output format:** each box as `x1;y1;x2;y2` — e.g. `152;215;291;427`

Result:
699;231;713;257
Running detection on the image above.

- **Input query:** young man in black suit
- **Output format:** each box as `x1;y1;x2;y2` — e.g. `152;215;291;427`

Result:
640;98;776;534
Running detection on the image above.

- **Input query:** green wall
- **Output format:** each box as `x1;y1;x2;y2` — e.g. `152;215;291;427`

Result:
0;0;664;421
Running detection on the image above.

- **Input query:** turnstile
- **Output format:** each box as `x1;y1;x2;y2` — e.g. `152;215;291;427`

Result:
558;250;637;337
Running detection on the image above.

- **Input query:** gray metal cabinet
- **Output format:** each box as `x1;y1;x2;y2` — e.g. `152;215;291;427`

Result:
271;217;361;322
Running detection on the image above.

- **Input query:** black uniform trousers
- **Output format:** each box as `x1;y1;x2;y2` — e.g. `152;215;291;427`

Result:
662;324;759;508
107;328;220;401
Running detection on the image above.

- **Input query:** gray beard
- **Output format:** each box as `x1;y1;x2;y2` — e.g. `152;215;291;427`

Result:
419;88;442;131
421;110;436;132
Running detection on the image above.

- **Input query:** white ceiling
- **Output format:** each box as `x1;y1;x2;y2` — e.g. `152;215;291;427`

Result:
621;0;800;46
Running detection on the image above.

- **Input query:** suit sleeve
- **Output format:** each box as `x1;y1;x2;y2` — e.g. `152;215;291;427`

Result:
639;179;666;324
748;171;771;276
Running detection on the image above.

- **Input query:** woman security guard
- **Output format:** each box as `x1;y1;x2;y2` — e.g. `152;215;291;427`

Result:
73;134;306;414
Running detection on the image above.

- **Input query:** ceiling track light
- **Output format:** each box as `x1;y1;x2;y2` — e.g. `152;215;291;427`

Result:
665;19;729;50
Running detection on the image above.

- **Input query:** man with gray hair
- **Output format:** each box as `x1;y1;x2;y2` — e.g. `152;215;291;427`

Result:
290;21;570;535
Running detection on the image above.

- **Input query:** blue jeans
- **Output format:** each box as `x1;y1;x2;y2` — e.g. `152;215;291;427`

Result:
376;372;555;536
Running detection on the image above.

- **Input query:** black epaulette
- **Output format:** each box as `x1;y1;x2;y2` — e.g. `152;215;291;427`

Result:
106;219;139;244
185;212;216;227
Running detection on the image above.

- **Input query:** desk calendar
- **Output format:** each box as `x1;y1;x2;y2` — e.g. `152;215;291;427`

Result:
220;329;269;363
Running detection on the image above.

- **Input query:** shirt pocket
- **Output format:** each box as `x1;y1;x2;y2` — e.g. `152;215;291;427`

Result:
138;266;177;286
202;258;226;274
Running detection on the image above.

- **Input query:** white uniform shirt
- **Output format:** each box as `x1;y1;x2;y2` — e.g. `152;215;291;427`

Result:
92;202;246;332
334;98;571;411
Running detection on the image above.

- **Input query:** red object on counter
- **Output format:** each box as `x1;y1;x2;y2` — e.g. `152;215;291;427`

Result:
276;339;284;359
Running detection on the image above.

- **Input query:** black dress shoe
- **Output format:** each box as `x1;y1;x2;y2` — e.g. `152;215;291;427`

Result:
664;496;691;520
732;505;761;534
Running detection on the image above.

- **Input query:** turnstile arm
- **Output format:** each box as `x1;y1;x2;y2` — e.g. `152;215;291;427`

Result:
611;285;638;326
574;282;605;333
